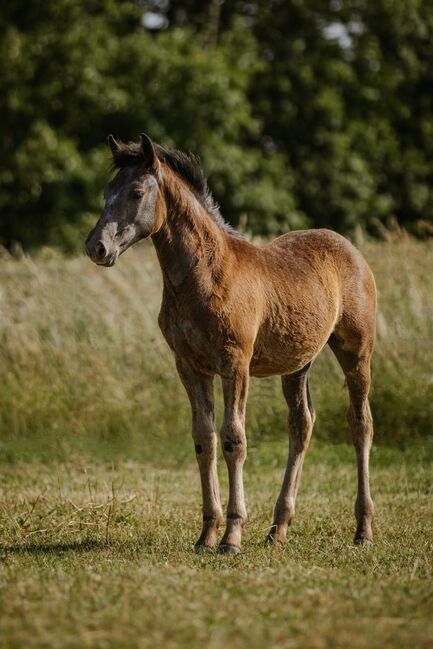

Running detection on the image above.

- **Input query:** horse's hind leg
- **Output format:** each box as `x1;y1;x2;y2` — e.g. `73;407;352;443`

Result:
329;335;375;544
267;365;315;544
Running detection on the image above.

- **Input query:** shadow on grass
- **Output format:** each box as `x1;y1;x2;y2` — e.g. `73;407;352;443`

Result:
0;539;105;556
0;537;163;558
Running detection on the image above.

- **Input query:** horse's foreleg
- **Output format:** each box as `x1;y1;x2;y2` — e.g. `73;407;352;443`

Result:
268;369;315;544
176;359;223;548
219;366;249;554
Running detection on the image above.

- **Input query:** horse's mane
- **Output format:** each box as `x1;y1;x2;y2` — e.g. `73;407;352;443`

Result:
112;141;243;239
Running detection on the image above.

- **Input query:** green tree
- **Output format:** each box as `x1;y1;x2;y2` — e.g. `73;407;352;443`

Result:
0;0;141;250
0;1;302;251
1;0;432;251
155;0;433;235
347;0;433;233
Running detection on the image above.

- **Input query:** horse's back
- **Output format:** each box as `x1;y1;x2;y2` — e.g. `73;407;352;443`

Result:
267;228;361;264
267;228;375;300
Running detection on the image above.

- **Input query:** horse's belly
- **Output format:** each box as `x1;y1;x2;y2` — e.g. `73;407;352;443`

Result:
249;342;317;377
250;313;335;377
160;296;338;378
249;354;303;377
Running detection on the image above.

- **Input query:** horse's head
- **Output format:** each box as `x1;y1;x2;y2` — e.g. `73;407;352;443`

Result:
85;134;163;266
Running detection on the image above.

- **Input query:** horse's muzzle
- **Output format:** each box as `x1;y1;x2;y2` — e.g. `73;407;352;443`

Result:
85;239;117;267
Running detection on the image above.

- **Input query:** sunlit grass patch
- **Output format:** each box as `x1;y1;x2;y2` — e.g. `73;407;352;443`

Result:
0;447;432;649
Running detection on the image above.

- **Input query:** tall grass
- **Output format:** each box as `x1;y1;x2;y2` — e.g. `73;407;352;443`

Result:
0;237;432;462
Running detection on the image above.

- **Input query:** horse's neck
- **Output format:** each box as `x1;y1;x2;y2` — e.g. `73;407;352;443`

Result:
151;189;227;291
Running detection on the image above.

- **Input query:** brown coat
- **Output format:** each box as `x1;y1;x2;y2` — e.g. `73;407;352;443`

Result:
86;135;376;553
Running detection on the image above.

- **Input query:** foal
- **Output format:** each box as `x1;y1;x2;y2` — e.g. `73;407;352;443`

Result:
86;134;376;553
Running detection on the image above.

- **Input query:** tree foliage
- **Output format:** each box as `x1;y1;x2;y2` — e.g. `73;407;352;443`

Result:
0;0;432;251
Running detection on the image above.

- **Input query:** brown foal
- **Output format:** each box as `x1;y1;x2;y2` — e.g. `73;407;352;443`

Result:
86;134;376;553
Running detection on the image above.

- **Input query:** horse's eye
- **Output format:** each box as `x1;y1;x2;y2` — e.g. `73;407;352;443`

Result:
131;188;144;199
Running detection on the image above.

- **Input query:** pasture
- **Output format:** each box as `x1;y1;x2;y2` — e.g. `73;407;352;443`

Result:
0;237;432;648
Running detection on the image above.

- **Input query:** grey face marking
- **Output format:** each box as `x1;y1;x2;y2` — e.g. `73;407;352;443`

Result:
85;167;159;266
105;190;121;209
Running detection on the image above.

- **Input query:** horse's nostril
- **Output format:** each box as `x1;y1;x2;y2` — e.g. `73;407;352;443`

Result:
95;241;106;260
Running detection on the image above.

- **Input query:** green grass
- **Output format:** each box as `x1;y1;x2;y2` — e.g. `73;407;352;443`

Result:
0;237;432;647
0;442;432;649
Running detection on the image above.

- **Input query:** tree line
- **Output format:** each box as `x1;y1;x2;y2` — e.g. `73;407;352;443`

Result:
1;0;432;251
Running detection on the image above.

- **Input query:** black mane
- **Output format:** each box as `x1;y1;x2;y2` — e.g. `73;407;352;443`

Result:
112;140;243;239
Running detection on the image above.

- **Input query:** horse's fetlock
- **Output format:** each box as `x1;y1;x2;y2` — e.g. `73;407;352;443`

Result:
227;511;247;527
355;496;375;520
275;497;295;523
203;512;224;527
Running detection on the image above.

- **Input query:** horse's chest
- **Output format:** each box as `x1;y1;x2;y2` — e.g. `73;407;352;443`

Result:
159;310;219;374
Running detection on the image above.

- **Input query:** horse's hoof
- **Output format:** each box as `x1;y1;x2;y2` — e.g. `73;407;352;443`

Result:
354;537;373;546
218;543;241;555
194;543;215;553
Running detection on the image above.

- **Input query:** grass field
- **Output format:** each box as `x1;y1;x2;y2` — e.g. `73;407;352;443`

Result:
0;236;432;647
0;444;432;649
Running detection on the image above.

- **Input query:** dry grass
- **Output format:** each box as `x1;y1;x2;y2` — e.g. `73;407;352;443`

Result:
0;444;432;649
0;237;432;648
0;237;432;458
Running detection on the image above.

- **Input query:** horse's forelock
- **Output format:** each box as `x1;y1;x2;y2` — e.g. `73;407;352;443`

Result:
111;142;143;169
111;141;208;197
110;138;243;239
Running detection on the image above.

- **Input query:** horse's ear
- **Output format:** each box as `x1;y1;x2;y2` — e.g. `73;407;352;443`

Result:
107;134;120;155
140;133;157;170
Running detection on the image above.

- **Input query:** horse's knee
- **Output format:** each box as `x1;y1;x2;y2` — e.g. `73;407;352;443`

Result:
193;437;216;458
221;420;246;461
192;414;217;457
